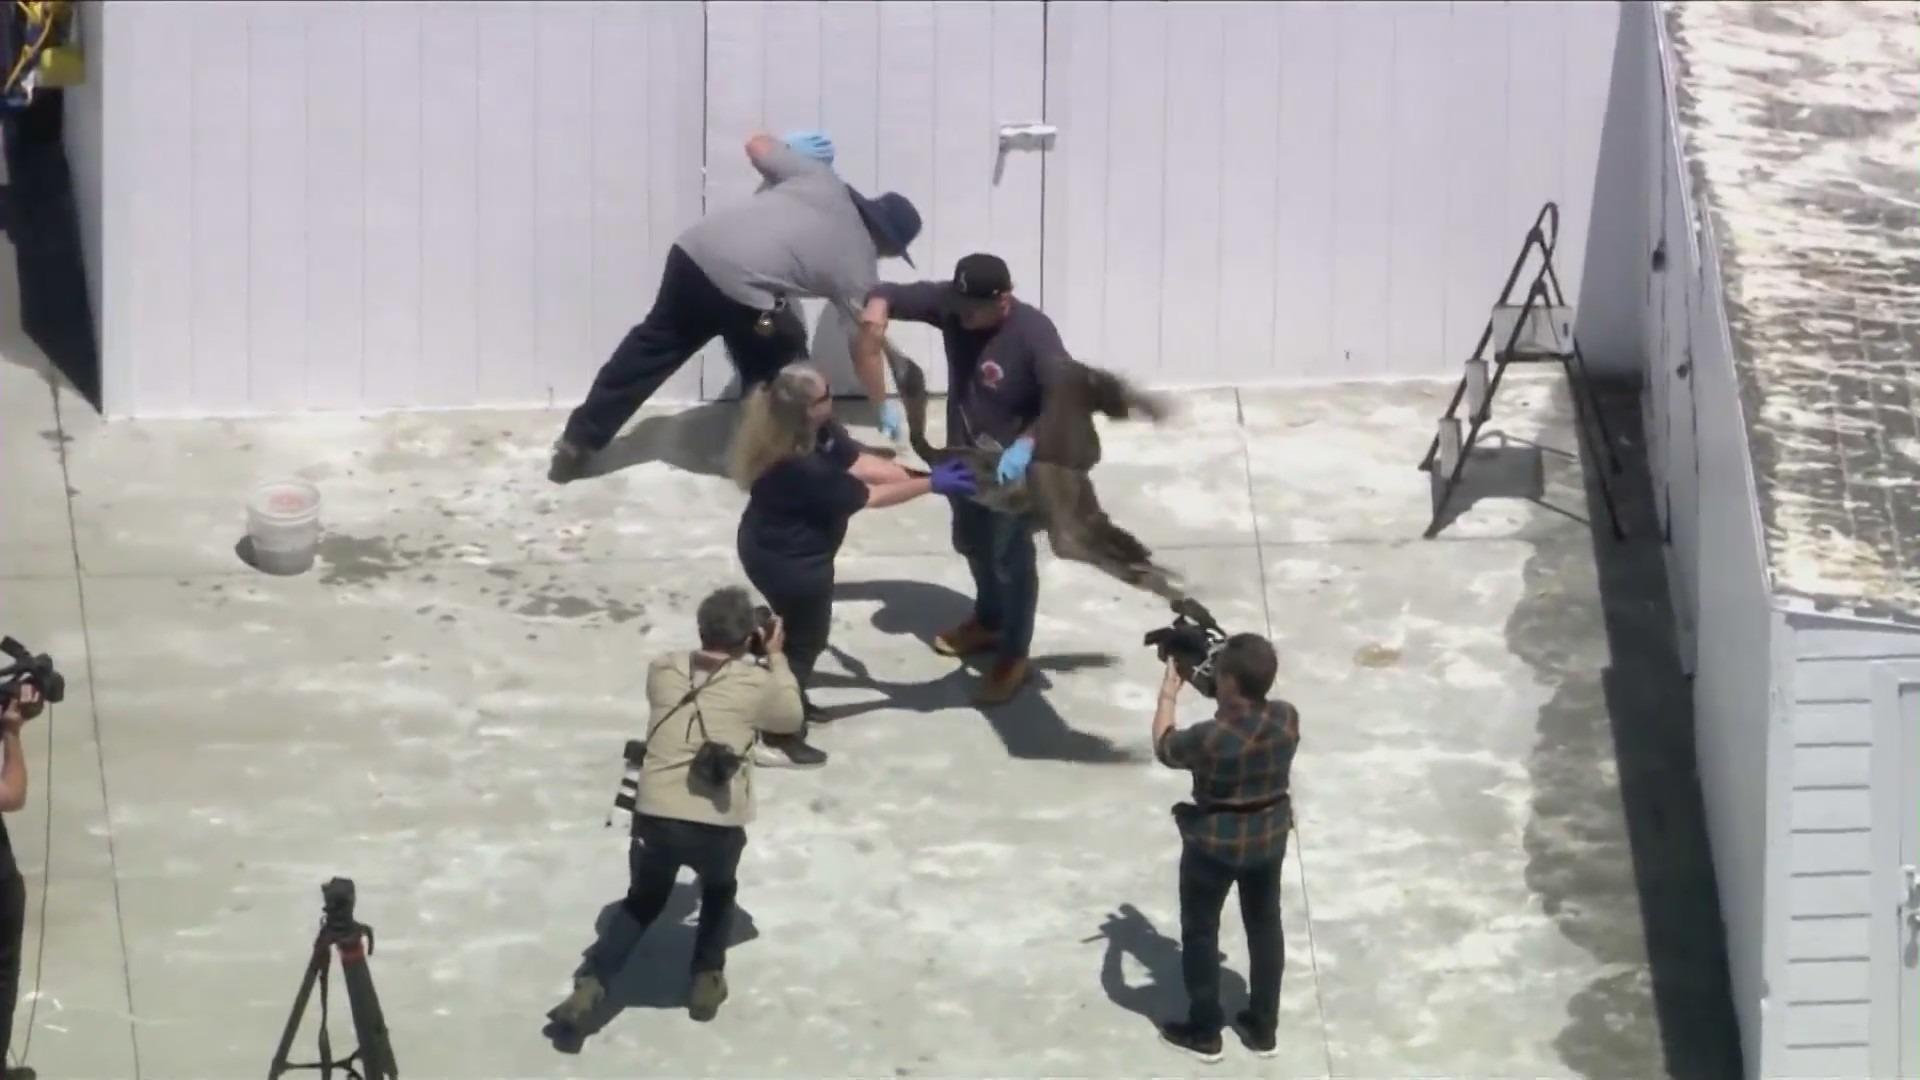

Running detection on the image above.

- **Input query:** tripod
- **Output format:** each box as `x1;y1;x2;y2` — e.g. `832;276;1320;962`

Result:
267;878;399;1080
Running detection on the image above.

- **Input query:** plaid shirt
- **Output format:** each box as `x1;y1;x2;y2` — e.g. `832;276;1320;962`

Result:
1155;699;1299;867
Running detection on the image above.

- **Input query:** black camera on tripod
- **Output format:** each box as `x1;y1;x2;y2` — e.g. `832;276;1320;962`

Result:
1143;598;1230;698
0;636;64;717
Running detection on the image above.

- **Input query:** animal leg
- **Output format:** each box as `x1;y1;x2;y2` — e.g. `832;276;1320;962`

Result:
1028;465;1187;603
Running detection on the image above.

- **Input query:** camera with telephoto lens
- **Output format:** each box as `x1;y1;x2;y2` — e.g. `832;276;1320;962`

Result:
745;604;777;659
1143;598;1230;698
0;636;64;718
610;738;648;820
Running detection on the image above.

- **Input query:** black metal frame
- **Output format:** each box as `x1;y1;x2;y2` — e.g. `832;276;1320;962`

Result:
1416;201;1624;540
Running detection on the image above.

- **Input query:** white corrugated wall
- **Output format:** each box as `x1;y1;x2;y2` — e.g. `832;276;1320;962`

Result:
67;0;1630;419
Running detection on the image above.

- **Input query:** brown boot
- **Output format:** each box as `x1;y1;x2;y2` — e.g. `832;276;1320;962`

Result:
934;618;999;658
548;974;605;1030
688;970;729;1022
973;658;1030;706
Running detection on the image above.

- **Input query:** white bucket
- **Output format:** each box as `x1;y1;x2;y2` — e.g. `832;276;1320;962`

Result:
245;479;323;576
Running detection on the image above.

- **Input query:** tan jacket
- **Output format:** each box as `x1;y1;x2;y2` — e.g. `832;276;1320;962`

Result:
635;651;805;829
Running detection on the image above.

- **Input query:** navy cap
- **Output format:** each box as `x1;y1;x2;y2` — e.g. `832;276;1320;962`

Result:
847;187;922;267
951;253;1012;301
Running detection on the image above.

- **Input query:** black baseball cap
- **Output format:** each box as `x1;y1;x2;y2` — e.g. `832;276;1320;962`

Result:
951;253;1012;302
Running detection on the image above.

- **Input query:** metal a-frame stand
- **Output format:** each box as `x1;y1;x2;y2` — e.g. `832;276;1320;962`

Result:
1416;201;1625;540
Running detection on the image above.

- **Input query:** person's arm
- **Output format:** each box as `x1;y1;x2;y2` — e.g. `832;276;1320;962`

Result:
1014;314;1074;446
854;282;951;409
862;476;935;510
754;658;807;736
744;133;827;186
0;689;35;813
1151;660;1205;771
849;452;913;485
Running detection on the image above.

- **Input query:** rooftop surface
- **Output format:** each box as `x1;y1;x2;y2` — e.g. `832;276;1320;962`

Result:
0;149;1741;1074
0;297;1743;1078
1666;0;1920;619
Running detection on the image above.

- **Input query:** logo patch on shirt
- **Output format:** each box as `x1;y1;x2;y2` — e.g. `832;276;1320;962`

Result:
979;358;1005;390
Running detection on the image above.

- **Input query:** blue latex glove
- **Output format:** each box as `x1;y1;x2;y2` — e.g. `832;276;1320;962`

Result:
995;438;1034;484
877;400;906;441
930;460;978;498
784;130;836;165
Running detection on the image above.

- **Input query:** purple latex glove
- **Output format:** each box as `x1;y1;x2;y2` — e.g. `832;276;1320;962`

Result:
929;459;978;497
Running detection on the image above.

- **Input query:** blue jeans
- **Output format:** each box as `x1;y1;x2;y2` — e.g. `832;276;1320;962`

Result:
950;497;1039;661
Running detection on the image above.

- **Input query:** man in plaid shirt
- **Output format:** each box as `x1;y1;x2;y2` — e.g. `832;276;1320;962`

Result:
1151;634;1299;1063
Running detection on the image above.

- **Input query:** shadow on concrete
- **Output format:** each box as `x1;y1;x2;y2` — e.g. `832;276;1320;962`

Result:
1082;902;1247;1029
543;883;760;1053
1428;428;1591;536
586;400;741;483
0;93;100;410
583;381;903;485
1508;380;1743;1080
819;577;1142;764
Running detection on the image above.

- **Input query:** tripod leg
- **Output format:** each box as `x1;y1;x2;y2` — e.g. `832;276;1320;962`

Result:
338;948;398;1080
266;943;330;1080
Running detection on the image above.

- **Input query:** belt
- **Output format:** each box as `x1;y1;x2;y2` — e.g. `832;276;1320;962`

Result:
1197;791;1289;815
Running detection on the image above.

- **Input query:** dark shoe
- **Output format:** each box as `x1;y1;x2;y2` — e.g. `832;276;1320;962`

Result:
756;732;828;769
1233;1009;1279;1058
548;439;590;484
688;970;728;1022
803;702;832;726
1158;1020;1224;1064
6;1066;39;1080
547;974;605;1030
933;618;999;658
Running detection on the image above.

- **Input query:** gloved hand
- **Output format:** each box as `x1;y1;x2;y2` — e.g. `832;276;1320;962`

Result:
877;400;906;442
929;460;978;498
784;130;836;166
995;438;1034;484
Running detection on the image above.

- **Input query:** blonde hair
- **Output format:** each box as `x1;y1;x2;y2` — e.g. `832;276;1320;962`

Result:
730;364;827;490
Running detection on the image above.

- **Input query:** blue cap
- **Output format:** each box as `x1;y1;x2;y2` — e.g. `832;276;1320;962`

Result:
846;187;921;268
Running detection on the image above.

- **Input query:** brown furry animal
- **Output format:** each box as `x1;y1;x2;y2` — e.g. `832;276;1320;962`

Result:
882;343;1191;603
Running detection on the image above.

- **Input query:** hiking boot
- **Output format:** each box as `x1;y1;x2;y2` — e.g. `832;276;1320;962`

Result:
1233;1009;1279;1058
973;658;1030;706
1158;1019;1224;1064
688;970;729;1022
547;974;605;1030
548;439;590;484
933;618;998;658
756;732;828;769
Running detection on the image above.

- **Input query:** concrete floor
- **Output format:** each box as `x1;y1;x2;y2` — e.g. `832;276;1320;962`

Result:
0;311;1730;1077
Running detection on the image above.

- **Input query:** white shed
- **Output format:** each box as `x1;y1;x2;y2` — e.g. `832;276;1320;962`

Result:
24;0;1631;419
1637;4;1920;1078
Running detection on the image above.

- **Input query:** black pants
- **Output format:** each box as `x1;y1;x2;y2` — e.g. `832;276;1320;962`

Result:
739;550;834;714
580;815;748;982
0;871;24;1062
1179;840;1286;1038
562;245;810;452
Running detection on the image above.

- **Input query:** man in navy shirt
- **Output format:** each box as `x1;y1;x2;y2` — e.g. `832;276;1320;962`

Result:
855;254;1068;704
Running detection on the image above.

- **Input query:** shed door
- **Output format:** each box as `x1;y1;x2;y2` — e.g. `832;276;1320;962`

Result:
701;0;1048;400
1871;668;1920;1079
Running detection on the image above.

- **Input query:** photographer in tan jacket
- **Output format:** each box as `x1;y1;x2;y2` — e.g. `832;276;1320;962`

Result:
549;587;804;1033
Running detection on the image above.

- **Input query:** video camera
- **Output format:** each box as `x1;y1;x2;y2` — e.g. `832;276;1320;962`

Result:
1143;598;1230;698
745;604;777;660
0;636;64;717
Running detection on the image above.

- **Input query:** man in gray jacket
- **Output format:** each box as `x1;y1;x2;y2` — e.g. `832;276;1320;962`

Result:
550;132;921;482
547;586;805;1030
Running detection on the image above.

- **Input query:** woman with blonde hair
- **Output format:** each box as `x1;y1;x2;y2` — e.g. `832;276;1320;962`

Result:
731;363;976;767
